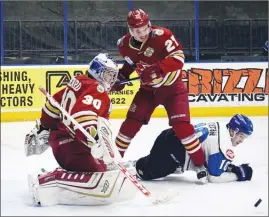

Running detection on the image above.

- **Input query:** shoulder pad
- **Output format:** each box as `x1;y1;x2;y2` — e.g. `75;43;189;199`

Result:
117;37;124;47
152;29;165;37
151;27;173;40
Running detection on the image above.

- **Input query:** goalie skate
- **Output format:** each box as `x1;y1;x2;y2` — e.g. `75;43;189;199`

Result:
28;174;40;205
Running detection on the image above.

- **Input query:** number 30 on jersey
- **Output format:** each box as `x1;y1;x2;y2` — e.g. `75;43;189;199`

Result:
82;95;102;110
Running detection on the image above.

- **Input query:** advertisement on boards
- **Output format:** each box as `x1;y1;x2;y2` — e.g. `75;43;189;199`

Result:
0;62;268;121
181;62;268;107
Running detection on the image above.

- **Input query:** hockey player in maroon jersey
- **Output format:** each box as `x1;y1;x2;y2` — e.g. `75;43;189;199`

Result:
112;8;207;182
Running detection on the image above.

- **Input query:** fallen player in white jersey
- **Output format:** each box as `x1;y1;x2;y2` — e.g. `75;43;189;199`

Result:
135;114;253;183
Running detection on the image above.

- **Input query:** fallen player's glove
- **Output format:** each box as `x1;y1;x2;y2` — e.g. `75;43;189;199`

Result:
228;164;253;181
24;120;50;157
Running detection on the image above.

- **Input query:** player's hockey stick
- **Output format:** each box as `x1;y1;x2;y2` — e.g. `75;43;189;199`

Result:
38;86;179;205
119;77;140;85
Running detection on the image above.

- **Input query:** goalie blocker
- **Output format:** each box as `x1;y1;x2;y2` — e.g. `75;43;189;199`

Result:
28;166;137;206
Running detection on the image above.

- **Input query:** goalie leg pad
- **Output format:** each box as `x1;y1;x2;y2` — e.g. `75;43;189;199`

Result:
30;167;137;206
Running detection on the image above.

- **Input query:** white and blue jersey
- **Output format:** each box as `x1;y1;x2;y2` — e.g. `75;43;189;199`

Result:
183;122;238;183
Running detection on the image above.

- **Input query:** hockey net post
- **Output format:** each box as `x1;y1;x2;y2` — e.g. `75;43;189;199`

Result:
38;86;179;205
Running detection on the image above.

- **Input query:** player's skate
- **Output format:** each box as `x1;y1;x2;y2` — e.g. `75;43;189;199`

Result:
24;120;50;157
194;165;208;184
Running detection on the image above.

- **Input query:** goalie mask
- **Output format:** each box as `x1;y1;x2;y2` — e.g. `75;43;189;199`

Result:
227;114;253;147
127;9;152;43
88;53;119;91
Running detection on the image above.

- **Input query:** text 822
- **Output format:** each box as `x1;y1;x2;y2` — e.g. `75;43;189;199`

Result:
111;98;126;104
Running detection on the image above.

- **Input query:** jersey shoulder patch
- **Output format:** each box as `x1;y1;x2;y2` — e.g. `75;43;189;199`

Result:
117;33;130;47
225;149;235;160
97;84;105;93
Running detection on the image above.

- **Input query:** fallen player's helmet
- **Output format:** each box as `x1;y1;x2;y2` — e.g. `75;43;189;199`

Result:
88;53;119;91
227;114;253;136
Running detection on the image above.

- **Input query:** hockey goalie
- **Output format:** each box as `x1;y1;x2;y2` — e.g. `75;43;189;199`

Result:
24;53;137;206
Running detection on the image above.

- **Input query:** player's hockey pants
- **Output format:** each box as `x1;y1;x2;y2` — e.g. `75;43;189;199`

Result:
135;128;186;180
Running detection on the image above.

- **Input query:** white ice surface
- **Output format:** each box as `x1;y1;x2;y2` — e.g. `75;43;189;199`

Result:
1;117;268;216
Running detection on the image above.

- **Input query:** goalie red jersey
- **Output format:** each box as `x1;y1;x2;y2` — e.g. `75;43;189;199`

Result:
41;75;111;143
117;26;185;89
40;75;112;172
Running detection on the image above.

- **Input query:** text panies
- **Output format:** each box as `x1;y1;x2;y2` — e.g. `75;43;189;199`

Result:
109;90;134;95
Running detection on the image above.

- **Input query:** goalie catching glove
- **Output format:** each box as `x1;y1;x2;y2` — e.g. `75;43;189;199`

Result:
24;120;50;157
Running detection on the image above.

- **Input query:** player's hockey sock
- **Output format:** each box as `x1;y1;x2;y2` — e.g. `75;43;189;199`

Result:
115;132;132;157
115;118;143;157
172;122;205;167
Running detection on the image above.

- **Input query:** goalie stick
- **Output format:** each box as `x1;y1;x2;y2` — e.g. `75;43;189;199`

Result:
38;86;179;205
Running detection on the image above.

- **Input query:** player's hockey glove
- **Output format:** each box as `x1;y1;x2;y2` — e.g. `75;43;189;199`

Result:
24;120;50;157
228;164;253;181
110;73;128;92
139;62;164;85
